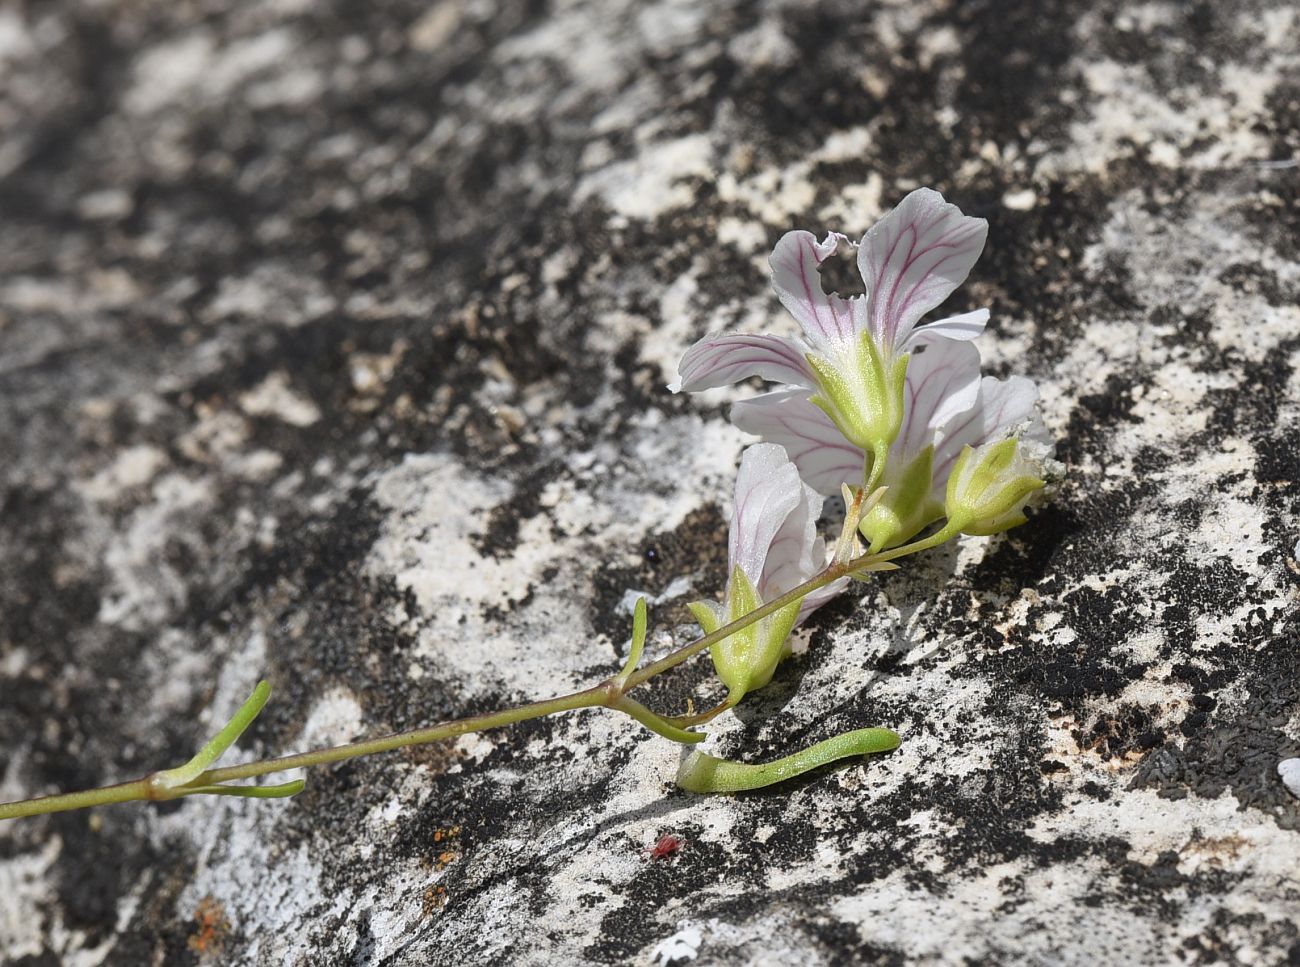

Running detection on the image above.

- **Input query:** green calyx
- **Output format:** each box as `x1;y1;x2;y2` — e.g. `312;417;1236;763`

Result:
944;438;1046;536
691;565;801;707
806;333;909;471
859;445;944;552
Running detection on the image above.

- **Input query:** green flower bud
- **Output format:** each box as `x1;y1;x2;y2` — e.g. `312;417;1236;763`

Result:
944;436;1053;536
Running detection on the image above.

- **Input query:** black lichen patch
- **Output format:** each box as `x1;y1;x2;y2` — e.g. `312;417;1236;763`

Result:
1056;372;1144;467
591;503;730;641
0;486;102;663
474;460;568;559
1083;703;1166;761
48;816;200;962
1183;906;1300;967
952;0;1085;147
1135;700;1300;830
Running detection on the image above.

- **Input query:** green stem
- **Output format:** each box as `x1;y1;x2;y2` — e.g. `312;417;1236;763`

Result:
0;527;957;822
193;685;609;785
0;686;609;821
864;446;887;495
0;779;157;821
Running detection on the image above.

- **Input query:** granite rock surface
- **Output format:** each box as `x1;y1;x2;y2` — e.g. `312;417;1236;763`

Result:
2;0;1299;964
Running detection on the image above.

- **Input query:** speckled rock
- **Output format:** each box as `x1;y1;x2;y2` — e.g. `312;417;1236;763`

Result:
2;1;1299;964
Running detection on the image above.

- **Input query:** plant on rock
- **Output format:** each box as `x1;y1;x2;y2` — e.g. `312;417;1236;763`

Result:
0;188;1059;823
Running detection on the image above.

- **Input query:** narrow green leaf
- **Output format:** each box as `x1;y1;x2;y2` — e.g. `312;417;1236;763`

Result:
616;597;649;685
675;727;900;793
156;681;272;789
179;779;305;800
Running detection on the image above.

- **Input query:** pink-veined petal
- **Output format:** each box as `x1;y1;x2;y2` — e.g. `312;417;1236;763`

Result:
858;188;988;349
769;230;863;354
731;389;866;496
758;470;824;602
894;338;982;460
905;308;990;348
932;374;1042;487
669;332;815;393
728;443;804;592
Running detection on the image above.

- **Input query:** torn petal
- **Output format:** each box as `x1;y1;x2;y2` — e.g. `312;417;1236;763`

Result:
670;332;815;393
731;389;866;496
769;230;862;354
858;188;988;350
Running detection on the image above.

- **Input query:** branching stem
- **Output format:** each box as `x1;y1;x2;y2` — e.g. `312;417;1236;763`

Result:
0;524;956;822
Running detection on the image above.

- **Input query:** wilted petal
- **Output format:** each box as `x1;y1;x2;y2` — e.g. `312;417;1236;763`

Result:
932;374;1042;485
906;308;989;348
670;332;815;393
894;338;982;459
731;389;865;496
770;230;862;354
758;470;823;602
728;444;804;591
858;188;988;349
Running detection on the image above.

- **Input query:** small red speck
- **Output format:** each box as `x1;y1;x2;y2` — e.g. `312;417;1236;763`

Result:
647;833;684;861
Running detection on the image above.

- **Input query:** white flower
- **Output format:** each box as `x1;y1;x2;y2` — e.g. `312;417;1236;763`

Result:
732;337;1050;549
689;444;847;704
671;188;989;478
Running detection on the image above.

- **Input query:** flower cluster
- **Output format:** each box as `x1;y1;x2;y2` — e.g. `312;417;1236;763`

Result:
674;188;1058;697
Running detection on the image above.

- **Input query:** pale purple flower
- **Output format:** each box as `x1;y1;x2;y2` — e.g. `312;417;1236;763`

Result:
707;442;847;626
671;189;990;470
732;338;1047;548
690;443;849;704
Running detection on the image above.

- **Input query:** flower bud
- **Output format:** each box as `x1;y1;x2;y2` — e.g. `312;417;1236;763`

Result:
944;435;1054;536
